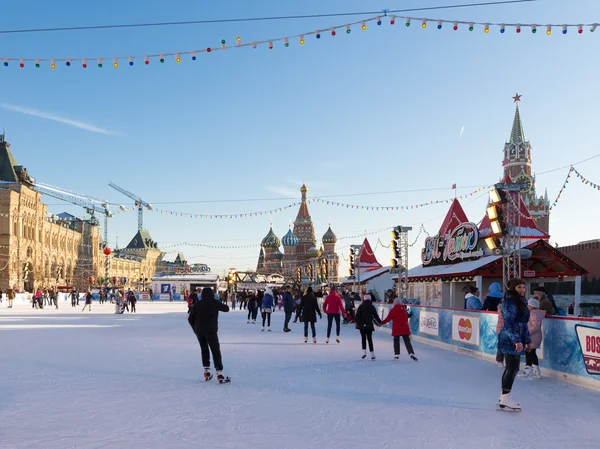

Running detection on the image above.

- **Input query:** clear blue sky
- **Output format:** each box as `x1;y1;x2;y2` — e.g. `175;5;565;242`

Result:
1;0;599;274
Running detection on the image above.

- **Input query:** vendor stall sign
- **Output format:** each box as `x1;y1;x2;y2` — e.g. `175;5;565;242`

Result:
419;311;439;337
421;222;484;266
452;314;480;346
575;324;600;375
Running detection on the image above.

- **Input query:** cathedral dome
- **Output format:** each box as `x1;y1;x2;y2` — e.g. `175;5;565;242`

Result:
306;246;319;257
282;228;299;247
261;226;281;249
322;226;337;244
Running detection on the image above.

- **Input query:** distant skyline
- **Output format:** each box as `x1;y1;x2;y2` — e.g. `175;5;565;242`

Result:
1;0;599;275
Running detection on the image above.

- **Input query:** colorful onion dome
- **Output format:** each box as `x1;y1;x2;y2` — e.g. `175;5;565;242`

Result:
261;226;281;249
282;228;299;247
306;246;319;257
322;225;337;244
272;249;284;259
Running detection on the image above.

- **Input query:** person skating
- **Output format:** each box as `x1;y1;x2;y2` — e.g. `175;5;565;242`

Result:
188;288;231;383
482;282;503;312
7;287;15;308
322;286;346;343
128;290;137;313
521;297;545;379
497;278;531;412
293;292;303;323
301;287;322;343
70;288;78;307
82;289;93;312
282;286;295;332
261;288;274;331
354;294;382;360
342;289;355;324
50;287;58;309
33;288;42;309
381;297;418;361
246;291;258;323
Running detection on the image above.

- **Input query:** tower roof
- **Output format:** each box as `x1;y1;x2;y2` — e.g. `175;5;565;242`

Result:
438;198;470;236
357;238;383;271
0;137;20;183
322;225;337;244
261;225;281;249
509;98;526;144
125;230;160;250
296;183;311;220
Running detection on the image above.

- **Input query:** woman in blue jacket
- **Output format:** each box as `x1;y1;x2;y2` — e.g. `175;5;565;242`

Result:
261;288;275;331
497;278;531;412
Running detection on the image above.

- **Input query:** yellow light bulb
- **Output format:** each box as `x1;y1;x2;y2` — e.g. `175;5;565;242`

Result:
362;24;367;30
236;36;241;42
546;29;551;35
422;22;427;29
114;62;118;68
300;39;305;44
484;27;489;33
51;64;56;69
176;57;181;63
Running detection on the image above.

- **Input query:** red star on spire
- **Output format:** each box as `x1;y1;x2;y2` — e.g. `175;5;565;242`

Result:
512;93;522;103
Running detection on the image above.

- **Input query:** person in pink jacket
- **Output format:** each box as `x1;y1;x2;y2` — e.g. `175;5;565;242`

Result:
322;287;346;344
495;299;505;368
524;297;546;379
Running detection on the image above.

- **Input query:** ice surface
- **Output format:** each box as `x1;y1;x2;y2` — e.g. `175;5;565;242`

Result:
1;303;598;449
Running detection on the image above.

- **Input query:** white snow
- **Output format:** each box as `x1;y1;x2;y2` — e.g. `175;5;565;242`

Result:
1;302;598;449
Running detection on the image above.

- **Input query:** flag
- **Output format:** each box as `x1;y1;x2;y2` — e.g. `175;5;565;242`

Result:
452;184;457;189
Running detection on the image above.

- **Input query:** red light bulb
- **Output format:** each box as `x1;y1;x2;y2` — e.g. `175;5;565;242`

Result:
82;63;87;68
390;20;395;25
206;48;211;53
20;63;24;68
331;30;336;36
145;60;149;65
453;25;458;31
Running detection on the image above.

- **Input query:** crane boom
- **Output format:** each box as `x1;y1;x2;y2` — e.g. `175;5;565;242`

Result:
108;182;152;231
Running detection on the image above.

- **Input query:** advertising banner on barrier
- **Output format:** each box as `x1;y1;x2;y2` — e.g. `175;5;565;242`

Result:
419;311;439;336
575;324;600;375
159;293;171;301
138;293;150;300
452;314;480;346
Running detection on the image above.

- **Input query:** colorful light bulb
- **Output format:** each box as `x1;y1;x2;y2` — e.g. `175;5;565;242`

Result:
221;39;226;49
361;21;366;31
113;58;118;68
468;23;474;31
591;24;597;32
284;38;289;47
268;41;273;49
578;25;583;34
19;58;24;68
330;28;336;36
97;58;103;68
516;24;521;33
3;60;8;67
160;54;165;62
128;56;134;66
66;59;71;66
346;24;351;34
390;15;396;25
82;58;87;68
532;25;537;33
35;59;40;68
300;35;305;44
406;17;411;27
145;56;150;65
546;25;552;35
376;16;382;26
206;47;211;53
191;51;197;60
437;20;442;29
175;53;181;63
484;24;490;33
453;22;458;31
500;24;505;33
316;33;320;39
562;25;568;34
422;19;427;29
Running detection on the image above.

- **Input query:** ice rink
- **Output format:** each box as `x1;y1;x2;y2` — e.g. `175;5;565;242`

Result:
1;302;598;449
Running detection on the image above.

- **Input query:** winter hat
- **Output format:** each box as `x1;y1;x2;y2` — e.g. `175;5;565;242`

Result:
528;298;540;308
363;294;372;301
533;286;546;294
393;297;404;306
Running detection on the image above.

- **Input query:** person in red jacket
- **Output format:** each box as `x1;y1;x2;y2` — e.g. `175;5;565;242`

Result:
380;298;418;361
322;287;346;344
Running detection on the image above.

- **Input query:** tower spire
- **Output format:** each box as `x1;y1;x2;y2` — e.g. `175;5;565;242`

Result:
510;93;525;144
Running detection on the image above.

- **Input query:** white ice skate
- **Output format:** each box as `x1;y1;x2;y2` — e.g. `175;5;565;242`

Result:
394;354;399;360
247;320;250;324
518;366;533;379
361;350;367;359
325;338;329;344
497;362;504;368
336;336;340;343
313;337;317;344
371;352;376;360
267;327;272;332
498;392;521;412
532;365;541;379
261;327;265;332
304;337;308;343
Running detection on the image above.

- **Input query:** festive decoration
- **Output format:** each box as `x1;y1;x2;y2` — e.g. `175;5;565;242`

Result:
2;15;597;69
87;276;95;284
103;247;112;256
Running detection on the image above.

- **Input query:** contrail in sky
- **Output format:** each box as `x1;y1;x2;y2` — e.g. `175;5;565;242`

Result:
459;126;465;140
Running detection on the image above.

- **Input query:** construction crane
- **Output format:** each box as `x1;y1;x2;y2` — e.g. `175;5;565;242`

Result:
31;182;113;244
108;182;152;231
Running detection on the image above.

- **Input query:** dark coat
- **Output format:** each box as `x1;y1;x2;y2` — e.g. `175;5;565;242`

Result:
342;293;355;310
300;293;322;323
188;296;230;334
85;293;93;304
380;304;410;336
482;295;502;312
354;300;381;331
247;294;258;310
498;291;531;355
282;292;295;313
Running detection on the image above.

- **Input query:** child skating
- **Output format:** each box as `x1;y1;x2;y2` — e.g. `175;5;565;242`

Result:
354;294;382;360
380;298;418;361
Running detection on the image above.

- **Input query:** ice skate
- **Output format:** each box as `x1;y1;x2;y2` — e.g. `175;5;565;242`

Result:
216;372;231;384
304;337;308;343
336;336;340;343
394;354;399;360
203;369;213;381
518;366;533;379
313;337;317;344
532;365;541;379
410;353;418;361
247;320;250;324
261;327;265;332
498;392;521;412
325;338;329;344
497;362;504;368
361;350;367;359
267;327;272;332
371;352;376;360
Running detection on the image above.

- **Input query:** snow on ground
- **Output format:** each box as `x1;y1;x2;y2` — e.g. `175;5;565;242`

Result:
1;302;598;449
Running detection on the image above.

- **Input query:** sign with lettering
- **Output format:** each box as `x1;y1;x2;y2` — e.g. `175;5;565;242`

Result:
575;324;600;375
452;314;480;346
421;222;484;266
523;270;536;277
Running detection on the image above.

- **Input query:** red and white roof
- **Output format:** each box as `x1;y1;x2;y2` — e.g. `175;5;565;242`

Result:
357;238;382;271
438;198;470;236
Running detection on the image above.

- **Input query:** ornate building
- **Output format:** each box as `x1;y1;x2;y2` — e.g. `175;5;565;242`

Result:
257;184;339;284
501;94;550;233
0;134;163;292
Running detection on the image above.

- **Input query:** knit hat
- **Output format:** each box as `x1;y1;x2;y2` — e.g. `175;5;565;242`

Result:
528;297;540;308
533;286;546;294
363;294;372;301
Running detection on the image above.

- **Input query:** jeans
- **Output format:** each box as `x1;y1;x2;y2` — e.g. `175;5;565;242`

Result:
393;335;414;355
196;332;223;371
283;311;292;330
326;314;341;338
360;330;374;352
304;321;316;338
262;311;271;327
502;354;520;393
525;349;539;366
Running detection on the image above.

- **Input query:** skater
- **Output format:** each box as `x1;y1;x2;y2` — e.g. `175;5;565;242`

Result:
322;286;346;343
301;287;322;343
70;288;78;307
342;289;355;324
188;288;231;383
354;294;382;360
51;287;58;309
261;288;274;331
464;285;482;310
497;278;531;412
7;287;15;308
282;286;295;332
82;289;93;312
522;297;545;379
482;282;503;311
381;297;418;361
293;292;303;323
33;288;42;309
128;290;137;313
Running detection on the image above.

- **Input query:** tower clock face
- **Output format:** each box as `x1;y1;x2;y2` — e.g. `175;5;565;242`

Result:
514;174;533;192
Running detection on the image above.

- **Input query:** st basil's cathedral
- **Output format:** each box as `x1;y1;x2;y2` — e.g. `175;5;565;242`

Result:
257;184;339;284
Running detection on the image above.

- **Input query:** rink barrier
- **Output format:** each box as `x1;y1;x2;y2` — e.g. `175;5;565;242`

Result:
374;303;600;391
